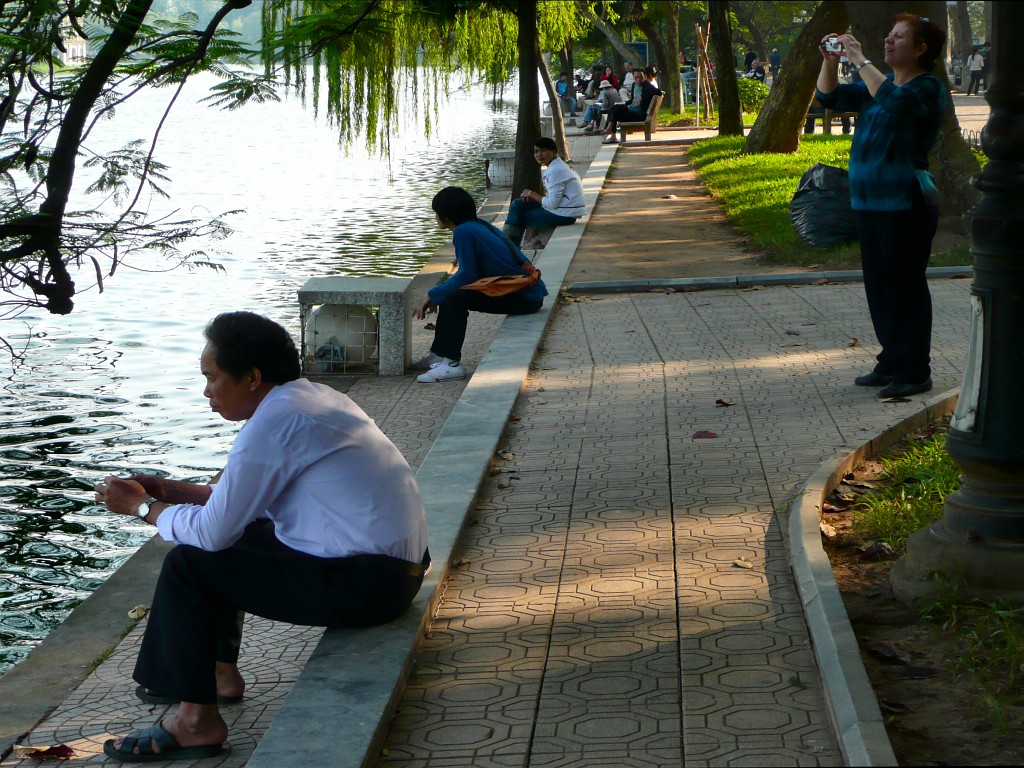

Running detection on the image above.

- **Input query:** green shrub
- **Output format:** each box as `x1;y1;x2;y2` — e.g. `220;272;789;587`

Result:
736;78;770;114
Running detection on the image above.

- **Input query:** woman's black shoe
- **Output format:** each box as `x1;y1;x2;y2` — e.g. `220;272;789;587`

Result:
854;372;892;387
878;378;933;398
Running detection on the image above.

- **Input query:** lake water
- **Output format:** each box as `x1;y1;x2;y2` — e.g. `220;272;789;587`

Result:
0;73;517;674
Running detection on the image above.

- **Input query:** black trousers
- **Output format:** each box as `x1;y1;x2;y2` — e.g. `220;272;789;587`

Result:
606;103;643;131
134;520;426;704
856;187;938;385
430;290;543;362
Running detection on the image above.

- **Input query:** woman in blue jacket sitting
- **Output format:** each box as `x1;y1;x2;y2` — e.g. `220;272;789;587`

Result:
413;187;548;383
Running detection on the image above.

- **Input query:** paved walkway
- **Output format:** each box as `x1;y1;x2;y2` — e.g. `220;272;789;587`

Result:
0;107;982;767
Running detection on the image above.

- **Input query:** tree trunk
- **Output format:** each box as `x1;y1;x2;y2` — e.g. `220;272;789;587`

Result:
540;47;572;163
954;0;972;87
513;0;543;199
708;1;742;136
846;0;980;217
743;0;849;154
634;16;675;112
664;1;680;112
576;0;645;67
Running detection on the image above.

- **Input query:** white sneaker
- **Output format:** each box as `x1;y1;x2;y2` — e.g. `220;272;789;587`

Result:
416;361;466;383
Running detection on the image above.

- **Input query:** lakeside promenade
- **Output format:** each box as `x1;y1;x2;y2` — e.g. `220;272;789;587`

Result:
0;96;988;766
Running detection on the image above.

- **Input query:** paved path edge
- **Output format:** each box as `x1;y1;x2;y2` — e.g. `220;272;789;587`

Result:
789;387;960;767
247;144;619;768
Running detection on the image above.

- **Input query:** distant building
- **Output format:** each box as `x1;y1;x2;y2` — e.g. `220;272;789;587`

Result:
58;21;88;64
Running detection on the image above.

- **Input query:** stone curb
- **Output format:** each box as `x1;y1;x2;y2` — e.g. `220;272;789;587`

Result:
567;266;973;294
788;387;959;767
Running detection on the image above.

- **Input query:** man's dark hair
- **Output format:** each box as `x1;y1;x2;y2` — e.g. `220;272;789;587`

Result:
534;137;557;151
431;186;478;226
204;311;300;384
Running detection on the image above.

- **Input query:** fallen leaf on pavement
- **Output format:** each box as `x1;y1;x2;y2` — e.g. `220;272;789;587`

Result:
810;278;830;285
18;744;75;760
740;285;765;292
128;604;147;620
660;194;678;199
424;323;436;330
782;342;806;347
692;430;718;439
785;329;801;336
849;337;859;346
497;449;515;461
715;399;735;407
821;502;844;514
734;557;754;569
820;522;838;539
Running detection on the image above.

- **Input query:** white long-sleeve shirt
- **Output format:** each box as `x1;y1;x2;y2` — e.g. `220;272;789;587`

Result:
541;157;587;219
156;379;428;562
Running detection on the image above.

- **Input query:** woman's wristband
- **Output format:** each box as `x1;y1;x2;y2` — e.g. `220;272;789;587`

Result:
852;59;872;73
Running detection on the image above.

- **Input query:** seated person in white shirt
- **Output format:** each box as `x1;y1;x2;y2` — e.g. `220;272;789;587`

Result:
95;311;429;763
501;136;586;247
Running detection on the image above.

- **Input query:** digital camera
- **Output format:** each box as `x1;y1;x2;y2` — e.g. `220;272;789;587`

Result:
824;37;844;53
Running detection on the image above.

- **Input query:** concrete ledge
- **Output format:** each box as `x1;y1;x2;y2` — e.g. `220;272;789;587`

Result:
568;266;973;294
788;387;959;767
247;143;618;768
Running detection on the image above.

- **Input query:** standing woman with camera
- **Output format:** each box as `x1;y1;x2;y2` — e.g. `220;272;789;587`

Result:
816;14;947;399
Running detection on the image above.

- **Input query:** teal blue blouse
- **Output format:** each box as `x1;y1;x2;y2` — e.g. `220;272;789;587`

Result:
817;72;946;211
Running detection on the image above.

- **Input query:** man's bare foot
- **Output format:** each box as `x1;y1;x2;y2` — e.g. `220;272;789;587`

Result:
163;706;228;749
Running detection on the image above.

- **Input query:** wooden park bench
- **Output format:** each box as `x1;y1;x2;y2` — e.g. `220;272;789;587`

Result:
617;93;664;142
822;108;857;134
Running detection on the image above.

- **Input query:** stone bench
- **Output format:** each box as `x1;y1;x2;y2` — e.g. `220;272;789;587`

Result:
617;93;664;142
297;277;413;376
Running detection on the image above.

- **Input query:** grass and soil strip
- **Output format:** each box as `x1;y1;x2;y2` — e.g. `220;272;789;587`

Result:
824;421;1024;764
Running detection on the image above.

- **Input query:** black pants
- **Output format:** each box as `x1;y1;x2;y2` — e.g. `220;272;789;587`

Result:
134;520;426;704
856;187;938;385
967;70;983;95
606;103;642;132
430;290;543;361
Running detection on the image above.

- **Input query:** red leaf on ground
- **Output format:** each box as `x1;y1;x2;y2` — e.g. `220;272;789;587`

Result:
692;430;718;439
27;744;76;761
714;399;735;407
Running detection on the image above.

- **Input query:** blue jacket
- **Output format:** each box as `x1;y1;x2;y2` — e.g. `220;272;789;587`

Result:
817;72;946;211
428;221;549;305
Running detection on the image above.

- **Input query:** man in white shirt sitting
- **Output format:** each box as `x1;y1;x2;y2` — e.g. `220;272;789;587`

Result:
502;137;586;247
95;311;429;763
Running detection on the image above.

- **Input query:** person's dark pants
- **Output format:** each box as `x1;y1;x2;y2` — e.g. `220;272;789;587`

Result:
967;70;982;95
804;112;850;134
134;520;426;704
502;198;577;246
856;187;939;385
605;103;643;133
430;291;543;362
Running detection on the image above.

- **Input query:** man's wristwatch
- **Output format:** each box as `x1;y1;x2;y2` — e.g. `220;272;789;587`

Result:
137;497;157;520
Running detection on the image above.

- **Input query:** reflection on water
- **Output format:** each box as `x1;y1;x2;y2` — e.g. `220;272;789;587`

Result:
0;74;516;674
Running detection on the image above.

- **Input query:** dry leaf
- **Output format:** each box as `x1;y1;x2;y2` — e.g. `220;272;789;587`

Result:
849;337;859;347
868;640;912;665
820;522;838;539
782;342;806;347
692;430;719;439
821;502;844;514
128;604;147;620
488;467;502;476
497;482;510;490
497;449;515;461
810;278;830;285
715;399;735;407
859;540;897;561
734;557;754;569
661;194;678;199
740;285;765;292
20;744;75;761
785;329;801;336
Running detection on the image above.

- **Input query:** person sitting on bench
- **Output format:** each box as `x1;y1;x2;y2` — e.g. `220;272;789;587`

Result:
603;66;662;144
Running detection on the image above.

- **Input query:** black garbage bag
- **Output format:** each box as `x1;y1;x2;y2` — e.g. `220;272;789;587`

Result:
789;163;858;248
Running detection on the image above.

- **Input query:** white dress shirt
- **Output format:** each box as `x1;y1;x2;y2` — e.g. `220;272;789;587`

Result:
541;157;587;219
156;379;428;562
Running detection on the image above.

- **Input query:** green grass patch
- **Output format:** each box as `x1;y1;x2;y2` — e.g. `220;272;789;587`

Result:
850;430;958;552
658;106;758;128
920;576;1024;727
687;134;972;269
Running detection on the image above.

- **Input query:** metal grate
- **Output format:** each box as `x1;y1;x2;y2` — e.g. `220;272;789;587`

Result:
300;303;379;375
